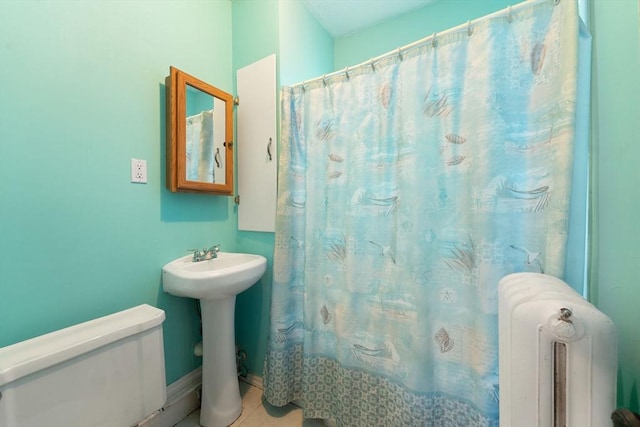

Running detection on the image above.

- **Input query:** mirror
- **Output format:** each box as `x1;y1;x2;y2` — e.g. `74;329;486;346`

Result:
166;66;233;195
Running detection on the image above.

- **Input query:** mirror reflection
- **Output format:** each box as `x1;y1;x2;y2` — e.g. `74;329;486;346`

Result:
166;66;233;195
185;86;227;185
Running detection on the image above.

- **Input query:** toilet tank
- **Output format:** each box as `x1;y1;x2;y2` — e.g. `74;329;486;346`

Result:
0;304;167;427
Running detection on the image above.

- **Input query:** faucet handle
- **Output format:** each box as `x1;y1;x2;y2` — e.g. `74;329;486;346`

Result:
205;244;220;253
188;249;203;262
201;244;221;260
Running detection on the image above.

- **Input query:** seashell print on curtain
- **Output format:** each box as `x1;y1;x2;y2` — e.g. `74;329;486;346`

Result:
264;0;580;425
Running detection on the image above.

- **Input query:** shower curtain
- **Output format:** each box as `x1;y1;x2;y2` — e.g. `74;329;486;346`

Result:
186;109;215;182
264;0;580;425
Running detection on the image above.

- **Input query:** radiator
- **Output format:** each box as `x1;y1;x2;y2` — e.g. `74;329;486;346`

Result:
498;273;617;427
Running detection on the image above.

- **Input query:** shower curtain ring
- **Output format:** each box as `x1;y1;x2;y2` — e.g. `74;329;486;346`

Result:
322;74;327;86
345;66;350;79
397;47;403;61
467;20;473;37
507;6;513;23
432;33;437;48
369;58;375;71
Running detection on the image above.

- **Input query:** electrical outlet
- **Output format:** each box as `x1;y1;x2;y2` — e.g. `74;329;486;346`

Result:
131;158;147;183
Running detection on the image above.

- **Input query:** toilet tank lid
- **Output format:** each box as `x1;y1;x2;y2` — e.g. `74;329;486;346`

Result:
0;304;165;387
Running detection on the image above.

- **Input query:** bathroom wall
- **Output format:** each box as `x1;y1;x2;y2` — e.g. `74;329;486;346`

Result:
1;0;636;411
231;0;281;382
589;0;640;412
0;0;235;384
231;0;333;377
333;0;516;69
278;0;335;87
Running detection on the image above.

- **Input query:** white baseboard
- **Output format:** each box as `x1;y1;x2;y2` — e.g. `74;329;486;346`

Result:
137;370;265;427
137;367;202;427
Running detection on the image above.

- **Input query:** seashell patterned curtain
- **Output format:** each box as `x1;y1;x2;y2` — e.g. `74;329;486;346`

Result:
264;0;580;425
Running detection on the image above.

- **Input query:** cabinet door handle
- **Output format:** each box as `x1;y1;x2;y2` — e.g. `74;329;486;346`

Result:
267;137;273;161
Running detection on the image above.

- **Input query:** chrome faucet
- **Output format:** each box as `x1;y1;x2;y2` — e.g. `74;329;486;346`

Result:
204;245;221;259
190;245;221;262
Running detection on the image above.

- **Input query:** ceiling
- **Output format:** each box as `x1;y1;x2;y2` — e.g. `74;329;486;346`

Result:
303;0;438;38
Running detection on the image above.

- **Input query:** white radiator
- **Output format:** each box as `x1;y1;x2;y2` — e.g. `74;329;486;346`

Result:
498;273;617;427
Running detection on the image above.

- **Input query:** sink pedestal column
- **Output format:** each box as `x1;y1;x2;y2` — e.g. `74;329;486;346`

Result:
199;297;242;427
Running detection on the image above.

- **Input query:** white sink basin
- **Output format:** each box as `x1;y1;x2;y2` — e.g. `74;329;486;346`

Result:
161;251;267;427
162;252;266;300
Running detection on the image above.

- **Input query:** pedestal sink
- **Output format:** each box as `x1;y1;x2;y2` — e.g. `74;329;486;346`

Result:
162;252;267;427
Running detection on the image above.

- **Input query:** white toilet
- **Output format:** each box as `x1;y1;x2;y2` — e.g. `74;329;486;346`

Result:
0;304;167;427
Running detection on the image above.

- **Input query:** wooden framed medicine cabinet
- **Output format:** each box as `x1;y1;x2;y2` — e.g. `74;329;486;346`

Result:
166;66;234;195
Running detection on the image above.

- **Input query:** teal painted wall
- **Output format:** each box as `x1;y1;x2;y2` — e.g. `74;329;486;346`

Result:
232;0;280;74
231;0;281;381
1;0;636;412
279;0;334;86
589;0;640;412
0;0;235;384
231;0;333;377
334;0;517;69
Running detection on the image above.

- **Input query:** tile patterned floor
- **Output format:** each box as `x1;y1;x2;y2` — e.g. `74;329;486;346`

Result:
175;380;326;427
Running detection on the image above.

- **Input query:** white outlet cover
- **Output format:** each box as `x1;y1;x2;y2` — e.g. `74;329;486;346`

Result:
131;158;147;184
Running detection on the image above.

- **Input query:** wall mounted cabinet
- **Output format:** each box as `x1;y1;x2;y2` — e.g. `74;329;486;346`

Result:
236;55;278;231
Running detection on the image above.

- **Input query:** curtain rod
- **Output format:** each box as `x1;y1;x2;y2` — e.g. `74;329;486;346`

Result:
290;0;560;89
